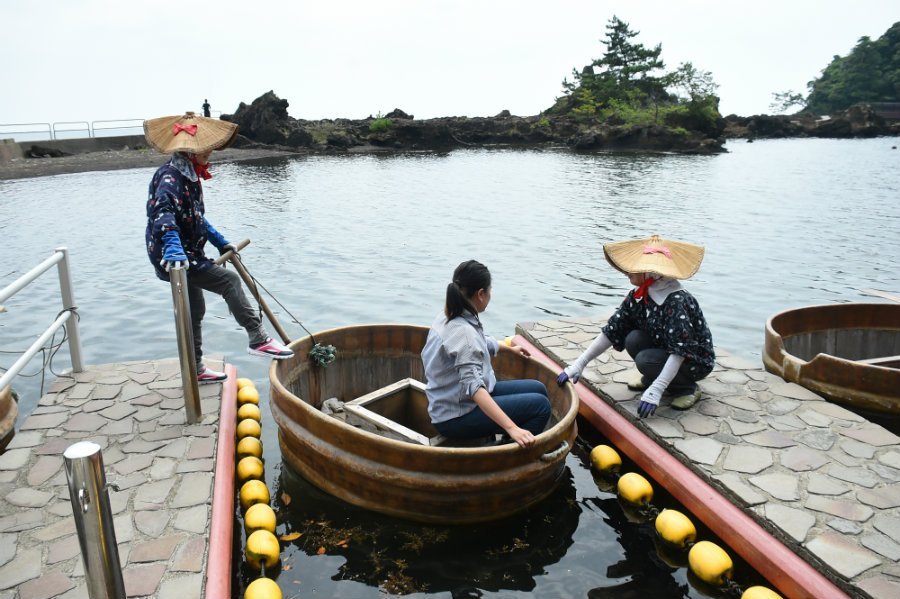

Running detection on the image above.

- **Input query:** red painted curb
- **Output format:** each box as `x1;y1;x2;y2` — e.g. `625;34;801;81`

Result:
206;363;237;599
514;335;850;599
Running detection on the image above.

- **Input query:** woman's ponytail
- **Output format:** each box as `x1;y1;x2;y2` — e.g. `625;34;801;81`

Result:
444;260;491;321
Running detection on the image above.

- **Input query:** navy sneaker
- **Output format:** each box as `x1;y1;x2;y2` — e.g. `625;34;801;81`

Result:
197;366;228;385
248;337;294;359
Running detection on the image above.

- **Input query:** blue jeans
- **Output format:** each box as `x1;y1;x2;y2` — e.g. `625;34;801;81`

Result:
434;379;552;439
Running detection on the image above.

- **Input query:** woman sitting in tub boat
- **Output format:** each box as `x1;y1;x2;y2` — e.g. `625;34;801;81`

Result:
421;260;551;448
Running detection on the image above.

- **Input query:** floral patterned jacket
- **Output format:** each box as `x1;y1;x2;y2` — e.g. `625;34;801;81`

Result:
602;288;715;380
145;153;214;281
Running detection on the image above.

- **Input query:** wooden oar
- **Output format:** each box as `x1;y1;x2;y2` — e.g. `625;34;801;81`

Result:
215;238;292;344
860;288;900;303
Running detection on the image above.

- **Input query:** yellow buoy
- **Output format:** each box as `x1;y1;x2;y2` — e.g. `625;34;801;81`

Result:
237;418;262;439
244;577;282;599
236;377;256;390
240;479;270;512
238;403;262;422
237;436;263;460
590;445;622;473
502;336;514;346
244;502;277;534
246;529;281;570
655;509;697;548
688;540;733;586
741;586;783;599
617;472;653;505
236;456;265;483
237;386;260;405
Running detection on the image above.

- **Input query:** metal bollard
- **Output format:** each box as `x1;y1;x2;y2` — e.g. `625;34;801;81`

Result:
169;265;201;423
64;442;126;599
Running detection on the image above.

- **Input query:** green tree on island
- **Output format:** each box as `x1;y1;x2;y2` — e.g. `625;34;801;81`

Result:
555;15;721;135
772;21;899;115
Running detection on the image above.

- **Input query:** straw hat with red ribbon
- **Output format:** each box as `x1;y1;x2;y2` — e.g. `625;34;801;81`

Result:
143;112;239;155
603;234;705;280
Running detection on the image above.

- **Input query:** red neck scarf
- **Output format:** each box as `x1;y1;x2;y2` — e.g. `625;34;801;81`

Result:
188;154;212;181
632;275;656;303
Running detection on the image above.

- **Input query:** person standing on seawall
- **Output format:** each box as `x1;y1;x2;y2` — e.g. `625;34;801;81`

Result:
144;111;293;385
557;235;715;417
422;260;552;448
202;99;211;117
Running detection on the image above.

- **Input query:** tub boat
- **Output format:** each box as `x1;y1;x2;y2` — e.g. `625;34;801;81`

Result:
763;302;900;415
0;385;16;452
269;324;578;524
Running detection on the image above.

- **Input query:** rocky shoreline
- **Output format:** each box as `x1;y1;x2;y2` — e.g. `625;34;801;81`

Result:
222;91;899;156
2;92;897;181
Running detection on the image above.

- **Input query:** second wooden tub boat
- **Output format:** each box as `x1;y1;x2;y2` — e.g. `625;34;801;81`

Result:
269;324;579;524
763;302;900;415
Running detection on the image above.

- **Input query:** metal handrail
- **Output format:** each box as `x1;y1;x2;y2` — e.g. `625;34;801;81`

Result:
0;247;84;391
0;122;52;138
91;119;144;136
52;121;91;139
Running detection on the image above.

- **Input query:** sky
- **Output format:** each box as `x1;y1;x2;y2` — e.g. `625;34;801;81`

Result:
1;0;898;127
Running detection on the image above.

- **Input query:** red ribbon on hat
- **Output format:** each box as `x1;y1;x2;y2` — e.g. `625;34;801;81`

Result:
173;123;198;136
643;244;672;258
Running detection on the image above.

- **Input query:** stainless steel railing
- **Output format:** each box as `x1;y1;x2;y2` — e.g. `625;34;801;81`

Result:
0;247;84;392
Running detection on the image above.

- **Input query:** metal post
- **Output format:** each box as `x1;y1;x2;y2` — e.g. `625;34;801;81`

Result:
169;265;201;423
56;247;85;373
63;442;126;599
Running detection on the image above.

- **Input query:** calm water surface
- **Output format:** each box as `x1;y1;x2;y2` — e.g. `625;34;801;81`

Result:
2;138;898;597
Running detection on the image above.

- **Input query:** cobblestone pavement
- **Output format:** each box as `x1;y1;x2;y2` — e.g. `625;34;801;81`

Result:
0;356;226;599
518;316;900;599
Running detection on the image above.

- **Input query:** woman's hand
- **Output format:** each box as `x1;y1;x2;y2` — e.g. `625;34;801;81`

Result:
507;426;536;448
501;342;531;358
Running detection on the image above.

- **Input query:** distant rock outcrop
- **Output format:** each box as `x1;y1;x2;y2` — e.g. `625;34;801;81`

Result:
223;91;731;154
723;104;898;139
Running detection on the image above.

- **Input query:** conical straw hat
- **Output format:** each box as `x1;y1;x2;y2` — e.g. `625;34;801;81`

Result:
143;112;238;154
603;235;705;280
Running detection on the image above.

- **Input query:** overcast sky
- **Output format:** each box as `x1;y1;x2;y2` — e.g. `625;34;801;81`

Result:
2;0;897;127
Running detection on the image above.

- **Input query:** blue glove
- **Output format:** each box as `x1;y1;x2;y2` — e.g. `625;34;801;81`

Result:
557;371;576;386
556;365;581;387
204;218;230;253
637;382;663;418
160;230;187;271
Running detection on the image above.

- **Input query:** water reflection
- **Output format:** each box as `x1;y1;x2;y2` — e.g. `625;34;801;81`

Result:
256;459;581;597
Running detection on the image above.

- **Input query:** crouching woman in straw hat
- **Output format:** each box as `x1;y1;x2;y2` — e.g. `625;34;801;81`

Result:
422;260;551;448
144;112;293;385
557;235;715;417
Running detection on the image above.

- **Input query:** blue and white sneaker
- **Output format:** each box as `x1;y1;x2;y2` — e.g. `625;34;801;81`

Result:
248;337;294;359
197;366;228;385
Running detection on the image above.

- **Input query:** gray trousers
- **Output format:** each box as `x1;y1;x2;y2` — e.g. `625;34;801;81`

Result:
187;264;267;368
625;329;698;395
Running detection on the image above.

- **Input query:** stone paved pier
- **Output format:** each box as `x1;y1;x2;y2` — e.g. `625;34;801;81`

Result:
0;355;229;599
518;315;900;599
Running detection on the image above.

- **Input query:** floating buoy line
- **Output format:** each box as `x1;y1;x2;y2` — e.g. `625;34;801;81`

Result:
235;377;283;599
590;444;784;599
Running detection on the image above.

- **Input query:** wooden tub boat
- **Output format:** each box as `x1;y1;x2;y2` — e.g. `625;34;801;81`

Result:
763;303;900;415
0;385;17;453
269;324;578;524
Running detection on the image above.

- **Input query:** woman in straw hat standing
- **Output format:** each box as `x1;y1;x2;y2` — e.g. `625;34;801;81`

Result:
144;112;293;384
557;235;714;417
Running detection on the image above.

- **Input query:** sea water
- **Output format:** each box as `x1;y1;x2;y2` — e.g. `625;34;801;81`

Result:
1;137;898;597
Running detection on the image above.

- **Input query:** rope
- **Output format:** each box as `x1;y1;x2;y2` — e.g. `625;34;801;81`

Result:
226;249;336;366
0;306;79;397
